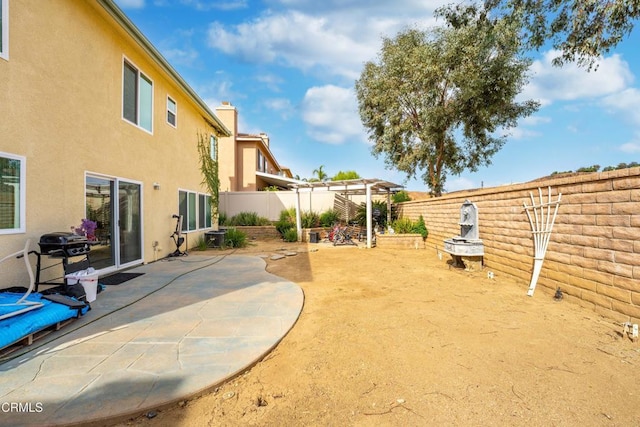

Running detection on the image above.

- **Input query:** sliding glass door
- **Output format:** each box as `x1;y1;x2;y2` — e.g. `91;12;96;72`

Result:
85;175;142;272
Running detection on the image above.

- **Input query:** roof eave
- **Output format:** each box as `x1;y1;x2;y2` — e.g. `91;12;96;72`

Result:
96;0;231;137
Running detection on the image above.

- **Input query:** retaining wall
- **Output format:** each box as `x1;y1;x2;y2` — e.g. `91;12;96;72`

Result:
396;167;640;322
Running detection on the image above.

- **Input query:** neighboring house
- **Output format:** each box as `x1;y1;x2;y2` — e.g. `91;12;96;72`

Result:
0;0;230;284
215;102;296;191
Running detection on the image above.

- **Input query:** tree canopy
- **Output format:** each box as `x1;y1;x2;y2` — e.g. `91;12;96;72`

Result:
355;7;539;196
332;170;361;181
466;0;640;69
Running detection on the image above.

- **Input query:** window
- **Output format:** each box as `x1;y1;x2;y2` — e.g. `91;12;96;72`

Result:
0;152;25;234
167;96;176;127
123;59;153;132
210;135;217;160
179;190;211;231
199;194;212;229
0;0;8;60
257;150;265;172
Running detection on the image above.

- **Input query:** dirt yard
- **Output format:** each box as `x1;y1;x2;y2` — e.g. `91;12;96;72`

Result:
115;239;640;426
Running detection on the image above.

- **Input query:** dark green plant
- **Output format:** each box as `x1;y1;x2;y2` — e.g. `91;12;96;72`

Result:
227;212;271;226
224;227;248;248
301;211;320;228
355;201;388;228
283;228;298;242
275;208;296;236
392;190;411;203
218;211;227;226
319;209;341;227
413;215;428;239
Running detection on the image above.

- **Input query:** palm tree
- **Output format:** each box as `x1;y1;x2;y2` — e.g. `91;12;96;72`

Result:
311;165;328;182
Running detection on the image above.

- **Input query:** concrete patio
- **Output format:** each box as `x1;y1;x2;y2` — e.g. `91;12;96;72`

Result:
0;253;304;426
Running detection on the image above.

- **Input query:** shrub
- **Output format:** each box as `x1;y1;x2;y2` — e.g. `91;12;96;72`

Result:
301;211;320;228
392;190;412;203
319;209;341;227
283;228;298;242
390;218;415;234
275;208;296;236
227;211;271;226
218;211;227;226
224;227;248;248
413;215;428;239
194;235;208;251
355;200;388;228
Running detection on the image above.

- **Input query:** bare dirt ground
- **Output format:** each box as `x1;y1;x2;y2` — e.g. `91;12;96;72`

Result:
115;239;640;427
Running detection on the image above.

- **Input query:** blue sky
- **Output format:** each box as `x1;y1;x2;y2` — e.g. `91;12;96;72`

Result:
116;0;640;192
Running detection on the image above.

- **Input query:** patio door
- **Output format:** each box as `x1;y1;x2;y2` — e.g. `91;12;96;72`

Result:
85;175;143;272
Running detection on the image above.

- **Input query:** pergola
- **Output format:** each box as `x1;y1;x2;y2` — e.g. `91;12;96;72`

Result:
289;179;404;248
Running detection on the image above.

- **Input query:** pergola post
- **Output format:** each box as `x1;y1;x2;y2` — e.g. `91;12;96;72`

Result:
386;190;391;227
366;183;373;248
295;188;302;242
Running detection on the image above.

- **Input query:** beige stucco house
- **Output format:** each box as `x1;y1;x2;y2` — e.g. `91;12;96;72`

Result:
215;102;295;192
0;0;230;283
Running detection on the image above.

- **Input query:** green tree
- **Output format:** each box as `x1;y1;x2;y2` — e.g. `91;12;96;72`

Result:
309;165;328;182
481;0;640;69
355;8;539;196
332;170;361;181
392;190;412;203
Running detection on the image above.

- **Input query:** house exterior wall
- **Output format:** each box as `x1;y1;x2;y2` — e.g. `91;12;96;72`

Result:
396;168;640;322
1;1;226;284
215;103;238;191
220;191;338;221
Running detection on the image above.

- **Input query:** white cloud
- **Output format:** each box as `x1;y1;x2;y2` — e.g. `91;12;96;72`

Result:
263;98;295;120
301;85;366;144
256;74;284;92
445;176;477;193
620;133;640;153
116;0;145;8
522;50;634;106
601;88;640;126
206;2;443;80
181;0;247;11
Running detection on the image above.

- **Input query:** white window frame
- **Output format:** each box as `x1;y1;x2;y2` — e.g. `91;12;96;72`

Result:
167;96;177;128
122;57;153;134
198;193;212;229
179;190;212;232
0;0;9;61
0;152;26;234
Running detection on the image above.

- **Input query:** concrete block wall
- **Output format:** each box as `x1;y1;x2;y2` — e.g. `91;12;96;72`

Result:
397;167;640;322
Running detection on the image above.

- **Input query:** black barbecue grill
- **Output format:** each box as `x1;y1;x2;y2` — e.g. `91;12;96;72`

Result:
32;232;93;292
39;232;91;257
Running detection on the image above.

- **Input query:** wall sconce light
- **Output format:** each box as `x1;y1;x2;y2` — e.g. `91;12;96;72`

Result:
153;182;161;190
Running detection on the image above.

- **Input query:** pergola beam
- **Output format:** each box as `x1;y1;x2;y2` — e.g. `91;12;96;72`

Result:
289;178;403;248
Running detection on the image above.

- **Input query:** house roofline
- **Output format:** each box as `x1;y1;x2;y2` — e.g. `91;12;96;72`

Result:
97;0;231;137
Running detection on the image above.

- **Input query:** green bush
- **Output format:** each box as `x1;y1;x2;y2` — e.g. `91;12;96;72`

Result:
283;228;298;242
218;212;227;226
413;215;428;239
319;209;341;227
224;227;248;248
275;208;296;236
301;211;320;228
355;200;388;228
226;211;271;226
392;190;412;203
390;218;414;234
194;235;208;251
